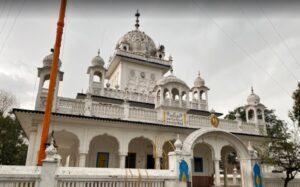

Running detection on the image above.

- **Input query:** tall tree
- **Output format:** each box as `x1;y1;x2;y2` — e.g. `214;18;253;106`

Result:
0;89;28;165
290;82;300;127
261;83;300;187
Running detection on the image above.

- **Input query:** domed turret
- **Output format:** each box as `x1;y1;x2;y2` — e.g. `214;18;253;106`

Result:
194;72;205;87
190;72;209;111
247;87;260;105
154;70;190;109
43;49;62;67
91;50;105;66
245;87;266;124
87;50;106;95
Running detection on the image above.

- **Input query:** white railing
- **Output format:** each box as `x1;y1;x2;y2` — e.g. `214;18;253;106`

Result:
0;165;175;187
37;95;263;135
129;107;158;122
92;103;124;119
0;166;40;187
240;122;258;134
188;115;211;128
56;167;172;187
113;49;172;67
56;97;85;115
102;88;155;103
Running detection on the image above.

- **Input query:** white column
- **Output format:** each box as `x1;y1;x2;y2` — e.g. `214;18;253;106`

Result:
214;159;221;186
79;153;87;167
155;156;161;169
119;154;127;168
25;127;37;165
240;158;253;187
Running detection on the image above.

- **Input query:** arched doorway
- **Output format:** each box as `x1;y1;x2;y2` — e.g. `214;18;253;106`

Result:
127;137;154;169
50;130;79;167
87;134;119;168
192;143;214;187
182;128;252;187
221;145;241;186
162;139;175;169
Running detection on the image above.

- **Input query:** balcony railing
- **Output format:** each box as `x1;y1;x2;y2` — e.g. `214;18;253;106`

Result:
35;96;264;135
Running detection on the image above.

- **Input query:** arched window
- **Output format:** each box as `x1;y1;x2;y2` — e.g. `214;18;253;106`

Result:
257;109;263;120
248;109;254;120
157;90;161;103
200;90;205;100
193;91;199;100
42;74;50;89
93;71;102;82
164;89;170;100
182;92;187;101
171;88;179;101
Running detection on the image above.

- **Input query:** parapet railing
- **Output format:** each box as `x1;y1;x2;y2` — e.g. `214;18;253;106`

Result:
0;165;175;187
36;96;265;135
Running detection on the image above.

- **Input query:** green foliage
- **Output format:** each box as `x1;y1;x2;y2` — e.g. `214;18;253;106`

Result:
290;83;300;126
0;113;28;165
262;120;300;187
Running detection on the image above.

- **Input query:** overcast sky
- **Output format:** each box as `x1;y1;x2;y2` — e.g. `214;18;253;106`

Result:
0;0;300;122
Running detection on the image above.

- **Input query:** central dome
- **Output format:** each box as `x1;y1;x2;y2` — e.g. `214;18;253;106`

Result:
117;30;157;57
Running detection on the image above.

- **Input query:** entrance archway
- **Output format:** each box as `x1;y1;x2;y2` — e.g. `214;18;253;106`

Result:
192;143;214;187
50;130;79;167
182;128;252;187
127;137;154;169
87;134;119;168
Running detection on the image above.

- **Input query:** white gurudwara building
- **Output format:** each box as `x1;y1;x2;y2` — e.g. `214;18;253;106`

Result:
13;12;269;186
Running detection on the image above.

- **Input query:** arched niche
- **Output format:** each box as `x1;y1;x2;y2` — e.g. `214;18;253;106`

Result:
49;130;79;167
87;134;120;168
127;137;154;169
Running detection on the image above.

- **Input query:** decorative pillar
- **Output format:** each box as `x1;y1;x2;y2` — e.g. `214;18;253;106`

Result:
186;93;190;108
155;156;161;169
240;158;253;187
169;88;173;106
84;93;92;116
79;153;87;167
119;153;127;168
160;88;164;105
123;101;130;120
26;126;37;165
214;159;221;186
233;165;238;185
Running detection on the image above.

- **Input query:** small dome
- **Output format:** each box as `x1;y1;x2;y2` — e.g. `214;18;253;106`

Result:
247;87;260;105
117;30;157;57
43;52;62;67
91;51;105;66
156;74;189;88
194;72;205;87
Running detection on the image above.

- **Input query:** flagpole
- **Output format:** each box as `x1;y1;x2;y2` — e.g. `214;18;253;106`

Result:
37;0;67;166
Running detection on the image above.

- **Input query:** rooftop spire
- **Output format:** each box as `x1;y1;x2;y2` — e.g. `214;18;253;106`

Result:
251;86;254;94
97;49;100;56
135;10;140;30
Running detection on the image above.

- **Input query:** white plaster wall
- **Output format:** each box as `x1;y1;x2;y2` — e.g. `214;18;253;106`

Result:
119;60;165;92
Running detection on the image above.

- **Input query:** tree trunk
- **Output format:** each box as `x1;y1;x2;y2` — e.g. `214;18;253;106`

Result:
284;179;289;187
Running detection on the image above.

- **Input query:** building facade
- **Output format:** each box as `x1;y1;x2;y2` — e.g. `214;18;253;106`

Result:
14;12;268;186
